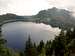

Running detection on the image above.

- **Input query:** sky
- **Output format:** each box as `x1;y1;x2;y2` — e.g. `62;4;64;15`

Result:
0;0;75;15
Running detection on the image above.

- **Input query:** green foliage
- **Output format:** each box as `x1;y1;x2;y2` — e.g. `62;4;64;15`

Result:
45;40;53;56
23;29;75;56
52;30;65;56
1;26;75;56
37;40;44;55
51;28;75;56
24;35;37;56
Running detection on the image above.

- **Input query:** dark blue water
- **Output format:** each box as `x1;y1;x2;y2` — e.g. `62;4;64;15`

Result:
2;22;61;50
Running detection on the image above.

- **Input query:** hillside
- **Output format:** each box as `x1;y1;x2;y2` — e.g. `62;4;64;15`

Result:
0;7;75;29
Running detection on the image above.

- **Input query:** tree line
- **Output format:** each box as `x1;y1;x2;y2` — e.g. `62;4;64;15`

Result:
0;28;75;56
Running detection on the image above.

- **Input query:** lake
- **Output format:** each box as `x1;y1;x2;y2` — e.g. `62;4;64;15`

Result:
2;22;61;50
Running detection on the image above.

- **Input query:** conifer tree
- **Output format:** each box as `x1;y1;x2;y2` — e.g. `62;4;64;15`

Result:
52;30;65;56
24;35;37;56
37;40;45;55
45;40;53;56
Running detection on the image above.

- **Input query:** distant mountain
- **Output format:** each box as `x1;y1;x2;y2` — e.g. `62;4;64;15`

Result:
0;7;75;30
35;7;75;29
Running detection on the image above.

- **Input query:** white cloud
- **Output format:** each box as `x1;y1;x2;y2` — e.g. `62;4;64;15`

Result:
47;0;75;10
0;0;75;15
0;0;50;15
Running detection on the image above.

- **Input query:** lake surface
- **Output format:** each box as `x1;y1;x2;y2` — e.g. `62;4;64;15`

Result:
2;22;61;50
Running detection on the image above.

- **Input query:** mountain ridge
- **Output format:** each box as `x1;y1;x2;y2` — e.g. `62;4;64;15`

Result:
0;7;75;30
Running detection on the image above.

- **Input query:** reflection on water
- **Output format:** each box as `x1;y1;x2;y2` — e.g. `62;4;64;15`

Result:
2;22;61;50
